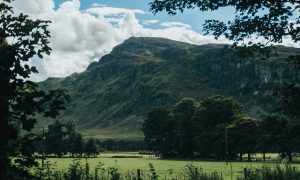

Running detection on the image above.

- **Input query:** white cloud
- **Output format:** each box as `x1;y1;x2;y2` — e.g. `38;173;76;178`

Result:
91;3;107;7
13;0;296;82
106;17;122;23
160;21;192;29
86;7;144;17
143;19;160;25
12;0;122;81
11;0;55;19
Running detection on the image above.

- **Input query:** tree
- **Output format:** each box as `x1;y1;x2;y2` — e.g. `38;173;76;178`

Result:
149;0;300;122
0;1;67;178
142;107;175;157
44;121;66;157
280;84;300;119
65;120;79;157
74;134;84;157
228;116;258;161
258;115;300;162
170;97;198;158
256;117;277;161
281;119;300;162
150;0;300;56
84;139;98;157
192;96;243;159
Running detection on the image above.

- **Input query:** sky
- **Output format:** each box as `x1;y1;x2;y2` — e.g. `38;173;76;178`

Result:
10;0;297;81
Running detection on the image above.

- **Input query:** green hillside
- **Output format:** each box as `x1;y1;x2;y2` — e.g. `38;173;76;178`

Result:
38;37;300;129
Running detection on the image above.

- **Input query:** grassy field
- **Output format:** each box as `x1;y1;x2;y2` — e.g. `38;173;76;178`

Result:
79;128;144;141
44;152;300;180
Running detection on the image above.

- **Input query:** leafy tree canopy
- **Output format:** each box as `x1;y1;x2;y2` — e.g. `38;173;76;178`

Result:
192;95;244;159
150;0;300;58
227;116;258;161
0;0;68;178
85;139;98;157
142;108;170;153
150;0;299;44
192;95;243;129
170;97;198;158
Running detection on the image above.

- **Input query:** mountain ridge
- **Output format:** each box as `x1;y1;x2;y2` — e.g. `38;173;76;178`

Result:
39;37;300;128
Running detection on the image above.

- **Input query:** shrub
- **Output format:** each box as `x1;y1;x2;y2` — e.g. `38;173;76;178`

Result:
149;163;158;180
64;159;85;180
237;165;300;180
183;163;224;180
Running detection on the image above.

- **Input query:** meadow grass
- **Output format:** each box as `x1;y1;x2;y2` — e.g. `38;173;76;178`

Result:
79;128;144;141
44;153;300;180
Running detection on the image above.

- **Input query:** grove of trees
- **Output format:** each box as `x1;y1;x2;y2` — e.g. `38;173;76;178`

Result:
43;121;98;158
143;96;300;161
148;0;300;163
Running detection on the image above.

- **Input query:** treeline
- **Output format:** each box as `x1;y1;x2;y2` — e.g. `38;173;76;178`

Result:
142;96;300;161
40;121;98;157
39;121;148;157
97;139;147;152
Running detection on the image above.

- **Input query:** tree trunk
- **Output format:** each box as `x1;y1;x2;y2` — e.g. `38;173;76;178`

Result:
263;152;266;161
239;153;243;161
0;39;10;180
247;153;251;162
288;152;293;162
0;96;9;180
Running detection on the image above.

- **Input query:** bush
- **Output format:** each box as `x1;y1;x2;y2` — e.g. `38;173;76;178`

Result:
183;163;224;180
64;159;85;180
108;167;120;180
237;165;300;180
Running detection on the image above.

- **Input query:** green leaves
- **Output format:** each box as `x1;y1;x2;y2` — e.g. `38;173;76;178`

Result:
143;96;252;159
0;1;67;177
150;0;300;57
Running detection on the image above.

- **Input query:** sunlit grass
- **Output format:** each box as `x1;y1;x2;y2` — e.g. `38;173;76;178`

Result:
79;128;144;141
43;152;300;180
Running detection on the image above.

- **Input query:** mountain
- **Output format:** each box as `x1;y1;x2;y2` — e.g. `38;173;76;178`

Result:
39;37;300;129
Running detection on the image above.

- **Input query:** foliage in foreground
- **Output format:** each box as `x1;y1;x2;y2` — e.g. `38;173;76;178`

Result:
237;165;300;180
0;0;68;179
31;159;300;180
34;160;224;180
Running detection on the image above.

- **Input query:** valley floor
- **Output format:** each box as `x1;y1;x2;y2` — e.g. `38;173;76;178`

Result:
80;129;144;141
43;152;300;180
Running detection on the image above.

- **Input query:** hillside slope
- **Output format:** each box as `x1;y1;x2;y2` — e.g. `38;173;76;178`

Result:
39;37;300;128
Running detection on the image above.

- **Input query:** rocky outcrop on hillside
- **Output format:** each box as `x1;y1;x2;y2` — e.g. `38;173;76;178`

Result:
39;37;300;128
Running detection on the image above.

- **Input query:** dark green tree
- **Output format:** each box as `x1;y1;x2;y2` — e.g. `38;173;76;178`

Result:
228;116;258;161
74;134;84;157
44;121;66;157
256;117;277;161
0;0;67;178
149;0;300;56
170;97;198;158
64;120;79;157
149;0;300;123
282;119;300;162
142;107;175;157
258;115;300;162
280;84;300;119
67;132;78;157
84;139;98;157
192;95;243;159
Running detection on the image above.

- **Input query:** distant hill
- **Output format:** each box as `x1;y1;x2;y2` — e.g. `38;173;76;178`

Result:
39;37;300;128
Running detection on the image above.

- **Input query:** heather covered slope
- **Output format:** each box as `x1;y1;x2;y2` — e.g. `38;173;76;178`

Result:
39;37;300;128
